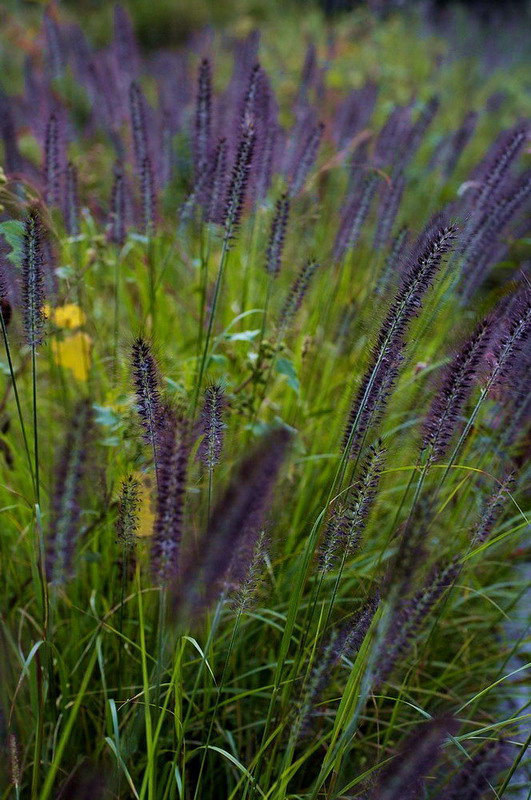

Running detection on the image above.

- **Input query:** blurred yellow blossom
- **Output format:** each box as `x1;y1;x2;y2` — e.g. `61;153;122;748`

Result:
51;331;92;381
45;303;86;329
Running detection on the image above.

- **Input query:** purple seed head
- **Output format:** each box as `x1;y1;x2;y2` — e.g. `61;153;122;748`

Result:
151;410;190;585
131;337;164;455
43;111;63;208
320;441;385;571
198;383;225;470
64;161;80;236
278;258;320;333
43;7;66;79
441;739;512;800
46;400;94;584
343;223;457;456
288;121;324;198
194;58;212;174
472;472;515;546
240;63;263;129
21;207;46;349
113;4;139;79
443;110;478;177
333;171;379;262
265;193;290;278
129;80;148;174
369;716;459;800
206;138;228;224
177;428;290;614
378;558;460;685
395;95;440;171
488;290;531;389
423;317;493;462
467;126;528;215
230;528;270;612
373;172;406;251
223;119;255;241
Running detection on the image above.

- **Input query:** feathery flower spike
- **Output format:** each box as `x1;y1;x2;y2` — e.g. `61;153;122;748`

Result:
116;474;141;552
46;400;94;584
198;383;225;470
21;208;46;349
131;337;164;463
151;411;190;585
343;223;457;456
265;193;290;278
423;318;492;462
194;58;212;174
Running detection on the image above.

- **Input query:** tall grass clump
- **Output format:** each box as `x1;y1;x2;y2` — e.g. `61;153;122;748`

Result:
0;2;529;798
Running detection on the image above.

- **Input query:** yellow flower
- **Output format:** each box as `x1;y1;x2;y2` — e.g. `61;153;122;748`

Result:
44;303;86;329
51;332;92;381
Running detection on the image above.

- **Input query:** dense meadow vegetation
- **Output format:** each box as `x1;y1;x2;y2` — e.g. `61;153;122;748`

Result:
0;1;530;797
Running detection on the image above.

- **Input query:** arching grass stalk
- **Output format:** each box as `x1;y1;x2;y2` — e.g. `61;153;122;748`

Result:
307;602;389;800
31;345;39;506
180;589;228;737
193;237;231;413
136;566;155;800
154;587;167;731
441;298;530;490
147;234;156;336
117;544;129;684
197;219;213;361
113;248;121;382
192;606;244;800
